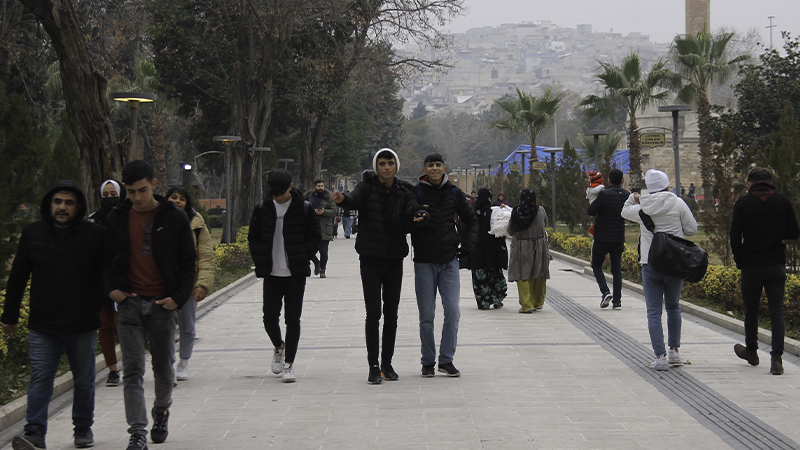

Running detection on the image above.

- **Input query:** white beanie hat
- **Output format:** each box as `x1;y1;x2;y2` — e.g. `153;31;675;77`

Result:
644;169;669;192
373;148;400;173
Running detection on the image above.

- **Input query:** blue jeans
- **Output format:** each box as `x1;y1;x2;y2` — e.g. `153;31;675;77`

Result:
641;264;683;356
26;329;96;436
177;295;197;360
415;259;461;366
117;296;176;435
342;216;353;237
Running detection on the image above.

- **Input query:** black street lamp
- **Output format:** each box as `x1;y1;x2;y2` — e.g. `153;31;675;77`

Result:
213;135;241;244
543;148;563;231
250;147;271;201
657;105;692;196
495;160;507;192
584;130;607;172
111;92;156;160
515;149;532;189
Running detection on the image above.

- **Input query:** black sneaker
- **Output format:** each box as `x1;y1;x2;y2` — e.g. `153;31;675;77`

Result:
368;365;382;384
612;302;621;310
421;364;435;377
600;293;612;308
126;432;148;450
106;370;120;387
12;430;45;450
150;408;169;444
437;362;460;377
381;364;399;381
73;427;94;448
314;262;320;275
320;270;326;279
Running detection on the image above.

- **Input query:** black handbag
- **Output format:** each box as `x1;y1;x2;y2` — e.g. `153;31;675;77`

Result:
639;210;708;282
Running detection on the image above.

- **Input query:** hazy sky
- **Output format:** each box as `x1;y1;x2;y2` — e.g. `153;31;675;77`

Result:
443;0;799;46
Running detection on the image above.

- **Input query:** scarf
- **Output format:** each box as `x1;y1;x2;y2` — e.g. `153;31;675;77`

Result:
509;188;538;233
474;188;492;216
748;181;776;202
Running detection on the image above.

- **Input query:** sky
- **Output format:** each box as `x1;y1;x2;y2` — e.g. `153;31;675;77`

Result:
442;0;799;46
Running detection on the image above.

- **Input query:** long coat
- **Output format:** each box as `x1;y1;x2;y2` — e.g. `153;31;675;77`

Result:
507;206;550;282
460;205;508;270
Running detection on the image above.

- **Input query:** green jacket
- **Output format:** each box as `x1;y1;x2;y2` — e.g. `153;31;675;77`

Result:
305;189;337;241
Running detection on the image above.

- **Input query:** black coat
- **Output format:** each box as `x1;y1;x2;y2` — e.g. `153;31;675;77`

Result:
337;171;425;261
587;184;630;243
248;188;321;280
730;190;800;268
103;195;197;308
411;175;478;264
2;181;105;335
460;203;508;270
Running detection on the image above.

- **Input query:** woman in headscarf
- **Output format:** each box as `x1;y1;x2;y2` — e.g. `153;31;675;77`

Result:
491;191;509;207
507;188;550;313
461;188;508;310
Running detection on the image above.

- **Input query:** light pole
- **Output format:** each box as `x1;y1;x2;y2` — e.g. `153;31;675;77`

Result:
276;158;294;170
495;160;507;192
515;149;532;189
250;147;271;201
543;148;563;231
111;92;156;161
470;164;481;194
213;135;241;244
658;105;692;197
181;163;193;192
584;130;607;172
486;164;493;189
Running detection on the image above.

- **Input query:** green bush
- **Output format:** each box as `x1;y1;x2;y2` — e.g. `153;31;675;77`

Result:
208;214;223;228
0;288;33;404
214;226;251;276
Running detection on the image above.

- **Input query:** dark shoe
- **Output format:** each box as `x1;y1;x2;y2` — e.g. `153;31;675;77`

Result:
381;364;399;381
494;302;504;309
73;427;93;448
126;432;148;450
345;236;350;239
106;370;120;387
421;364;435;377
612;302;621;310
600;293;612;309
368;365;383;384
320;270;326;279
150;408;169;444
734;344;759;366
12;430;46;450
771;355;784;375
314;262;320;275
437;362;461;377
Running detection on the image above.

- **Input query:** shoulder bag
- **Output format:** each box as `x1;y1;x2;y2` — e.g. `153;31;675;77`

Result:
639;210;708;282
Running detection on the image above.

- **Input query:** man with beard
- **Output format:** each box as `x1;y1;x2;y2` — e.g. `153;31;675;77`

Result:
2;181;105;449
305;179;336;278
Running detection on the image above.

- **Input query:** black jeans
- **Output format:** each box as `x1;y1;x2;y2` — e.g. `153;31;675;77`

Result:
741;264;786;356
360;258;403;367
310;240;330;270
262;276;306;363
591;241;624;303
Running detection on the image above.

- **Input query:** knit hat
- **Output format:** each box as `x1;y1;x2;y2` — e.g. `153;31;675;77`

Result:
644;169;669;192
373;148;400;173
588;171;604;187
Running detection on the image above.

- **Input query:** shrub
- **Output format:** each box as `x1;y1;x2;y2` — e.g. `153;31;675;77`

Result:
208;214;224;228
621;247;641;283
0;288;33;404
214;226;252;276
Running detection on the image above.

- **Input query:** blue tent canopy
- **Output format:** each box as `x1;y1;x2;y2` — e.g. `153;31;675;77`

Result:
490;145;631;175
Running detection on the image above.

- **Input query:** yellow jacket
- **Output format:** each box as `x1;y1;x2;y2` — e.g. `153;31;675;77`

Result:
191;213;215;293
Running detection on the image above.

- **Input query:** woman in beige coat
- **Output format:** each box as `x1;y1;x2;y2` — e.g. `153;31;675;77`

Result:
507;188;550;313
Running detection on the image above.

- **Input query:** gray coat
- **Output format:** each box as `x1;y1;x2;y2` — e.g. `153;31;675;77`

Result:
507;206;550;282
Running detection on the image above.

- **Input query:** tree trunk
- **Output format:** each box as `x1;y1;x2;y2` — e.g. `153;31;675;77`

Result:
697;89;714;211
627;115;643;191
299;116;328;192
18;0;122;211
153;115;167;195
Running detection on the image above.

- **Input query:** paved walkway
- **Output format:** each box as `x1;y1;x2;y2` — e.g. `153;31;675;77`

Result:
2;237;800;449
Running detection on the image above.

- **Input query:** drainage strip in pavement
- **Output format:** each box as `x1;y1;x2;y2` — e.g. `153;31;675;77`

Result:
546;287;799;450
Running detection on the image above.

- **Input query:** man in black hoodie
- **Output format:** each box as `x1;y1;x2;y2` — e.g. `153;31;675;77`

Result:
2;180;104;450
103;160;196;449
730;167;800;375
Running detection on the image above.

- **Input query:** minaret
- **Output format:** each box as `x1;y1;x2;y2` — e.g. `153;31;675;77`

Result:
685;0;710;35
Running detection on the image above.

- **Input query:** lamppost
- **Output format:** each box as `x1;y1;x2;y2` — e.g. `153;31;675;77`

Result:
496;160;507;192
111;92;156;161
584;130;607;172
276;158;294;170
657;105;692;197
470;164;481;194
249;147;271;201
515;149;532;188
543;148;563;231
486;164;493;189
213;135;241;244
181;163;193;192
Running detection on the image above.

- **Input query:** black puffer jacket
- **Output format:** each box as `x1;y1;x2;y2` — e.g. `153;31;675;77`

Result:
2;181;105;335
337;171;426;261
588;185;630;243
103;195;197;308
248;188;321;280
411;174;478;264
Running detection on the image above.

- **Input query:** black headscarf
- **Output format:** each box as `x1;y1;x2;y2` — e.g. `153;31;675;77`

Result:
474;188;492;215
509;188;538;233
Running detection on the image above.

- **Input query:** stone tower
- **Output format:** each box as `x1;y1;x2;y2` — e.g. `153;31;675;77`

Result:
686;0;710;35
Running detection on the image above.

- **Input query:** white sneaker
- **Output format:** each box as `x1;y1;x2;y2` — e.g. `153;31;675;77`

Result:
668;348;687;365
650;354;669;371
282;363;296;383
271;348;285;374
175;358;189;381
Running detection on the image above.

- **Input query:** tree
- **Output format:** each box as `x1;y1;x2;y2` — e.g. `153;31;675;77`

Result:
576;132;623;178
539;139;588;234
411;102;428;120
578;53;675;190
671;27;749;211
490;87;563;162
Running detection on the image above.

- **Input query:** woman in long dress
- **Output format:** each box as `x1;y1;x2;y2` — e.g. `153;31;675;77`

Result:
462;188;508;310
507;188;550;313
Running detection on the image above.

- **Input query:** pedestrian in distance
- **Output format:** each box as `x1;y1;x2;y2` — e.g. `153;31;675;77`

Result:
305;180;336;278
411;153;478;378
461;188;508;310
507;188;550;313
730;167;800;375
166;186;215;382
104;160;197;449
248;169;321;383
491;191;509;207
587;168;630;309
2;181;105;450
332;148;428;384
621;169;697;371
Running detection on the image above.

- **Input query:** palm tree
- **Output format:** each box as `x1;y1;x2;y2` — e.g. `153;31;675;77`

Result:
491;87;563;162
671;28;749;210
578;53;676;190
577;131;624;178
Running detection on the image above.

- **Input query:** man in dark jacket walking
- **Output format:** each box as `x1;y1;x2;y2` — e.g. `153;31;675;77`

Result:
332;148;427;384
249;169;321;383
2;180;104;450
730;167;800;375
587;168;630;309
103;160;197;449
412;153;478;378
305;180;336;278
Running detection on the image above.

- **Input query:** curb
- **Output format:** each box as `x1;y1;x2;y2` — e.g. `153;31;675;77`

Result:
0;271;257;433
550;250;800;357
